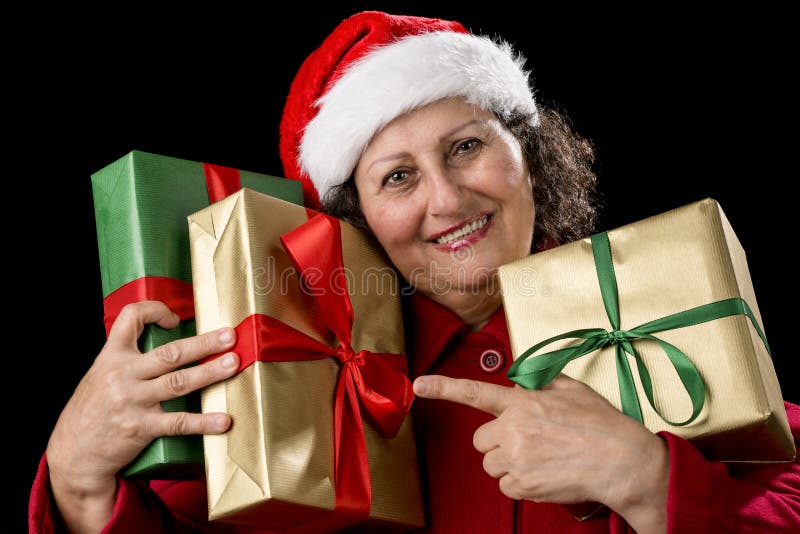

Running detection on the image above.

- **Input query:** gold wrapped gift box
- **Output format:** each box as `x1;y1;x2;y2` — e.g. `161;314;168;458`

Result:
498;198;795;463
188;188;424;531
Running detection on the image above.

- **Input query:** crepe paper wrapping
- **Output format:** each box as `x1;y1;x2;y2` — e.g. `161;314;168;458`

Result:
90;150;303;478
498;198;795;463
189;188;424;531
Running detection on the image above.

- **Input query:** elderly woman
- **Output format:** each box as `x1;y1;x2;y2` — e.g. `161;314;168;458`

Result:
31;11;800;534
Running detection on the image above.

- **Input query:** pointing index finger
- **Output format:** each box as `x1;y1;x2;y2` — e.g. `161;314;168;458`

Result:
413;375;515;416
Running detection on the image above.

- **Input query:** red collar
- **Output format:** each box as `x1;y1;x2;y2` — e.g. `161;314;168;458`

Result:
405;292;509;378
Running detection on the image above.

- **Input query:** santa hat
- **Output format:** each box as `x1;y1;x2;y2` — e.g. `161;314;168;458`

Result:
279;11;539;209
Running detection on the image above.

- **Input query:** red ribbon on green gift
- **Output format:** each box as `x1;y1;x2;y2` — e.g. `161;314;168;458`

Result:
102;163;242;335
102;277;195;335
205;212;413;531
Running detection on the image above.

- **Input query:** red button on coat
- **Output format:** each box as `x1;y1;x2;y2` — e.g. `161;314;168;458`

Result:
479;349;505;373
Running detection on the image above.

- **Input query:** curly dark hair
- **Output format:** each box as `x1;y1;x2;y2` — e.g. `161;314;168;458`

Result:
321;106;600;252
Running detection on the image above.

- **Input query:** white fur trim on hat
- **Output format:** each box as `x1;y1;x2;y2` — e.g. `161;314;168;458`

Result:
299;31;539;201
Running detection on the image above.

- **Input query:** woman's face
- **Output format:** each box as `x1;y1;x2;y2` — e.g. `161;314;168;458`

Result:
354;98;534;300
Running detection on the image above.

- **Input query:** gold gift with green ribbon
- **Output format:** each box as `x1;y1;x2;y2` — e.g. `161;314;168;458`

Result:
498;198;795;462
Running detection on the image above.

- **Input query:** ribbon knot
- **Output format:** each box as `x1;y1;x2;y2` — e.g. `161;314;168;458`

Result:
336;343;361;365
603;329;629;344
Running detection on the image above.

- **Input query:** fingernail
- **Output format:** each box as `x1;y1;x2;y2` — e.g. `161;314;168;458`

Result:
413;377;428;395
222;353;238;369
219;328;234;344
213;414;230;432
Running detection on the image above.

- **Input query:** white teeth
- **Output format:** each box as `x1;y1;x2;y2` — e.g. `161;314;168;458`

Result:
434;215;489;244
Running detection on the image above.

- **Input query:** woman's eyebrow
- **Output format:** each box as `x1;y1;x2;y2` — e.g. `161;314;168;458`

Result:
366;151;411;174
365;119;487;174
439;119;482;142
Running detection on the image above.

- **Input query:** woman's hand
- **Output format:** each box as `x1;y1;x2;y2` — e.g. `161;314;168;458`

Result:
46;301;240;533
413;373;669;534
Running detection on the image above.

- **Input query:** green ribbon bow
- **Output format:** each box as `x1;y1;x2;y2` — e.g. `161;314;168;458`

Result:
507;231;770;426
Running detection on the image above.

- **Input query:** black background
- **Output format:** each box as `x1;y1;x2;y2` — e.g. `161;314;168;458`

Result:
10;4;796;532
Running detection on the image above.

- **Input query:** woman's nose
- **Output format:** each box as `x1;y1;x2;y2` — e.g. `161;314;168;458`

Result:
426;164;465;216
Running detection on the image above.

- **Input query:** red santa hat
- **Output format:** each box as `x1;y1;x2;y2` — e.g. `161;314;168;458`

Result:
279;11;539;209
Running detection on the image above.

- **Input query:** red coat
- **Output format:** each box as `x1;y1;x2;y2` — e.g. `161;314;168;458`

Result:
30;294;800;533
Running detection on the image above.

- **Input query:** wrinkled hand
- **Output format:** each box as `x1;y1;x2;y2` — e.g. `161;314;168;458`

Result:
46;301;240;532
413;374;668;532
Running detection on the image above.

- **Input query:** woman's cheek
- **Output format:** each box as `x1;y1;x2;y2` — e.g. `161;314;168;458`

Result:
374;201;417;239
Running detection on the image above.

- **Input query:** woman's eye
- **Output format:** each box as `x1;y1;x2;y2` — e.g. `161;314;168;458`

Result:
453;138;481;156
382;170;409;187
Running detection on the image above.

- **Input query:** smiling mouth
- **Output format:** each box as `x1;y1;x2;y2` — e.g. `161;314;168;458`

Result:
430;214;492;245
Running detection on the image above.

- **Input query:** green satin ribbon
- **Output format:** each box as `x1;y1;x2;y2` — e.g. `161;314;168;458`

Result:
507;231;770;426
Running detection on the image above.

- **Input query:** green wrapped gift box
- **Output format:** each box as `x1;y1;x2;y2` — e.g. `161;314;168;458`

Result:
91;150;303;479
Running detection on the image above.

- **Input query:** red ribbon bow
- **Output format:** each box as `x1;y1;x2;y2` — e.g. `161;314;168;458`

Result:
281;214;413;529
281;214;413;440
212;213;413;530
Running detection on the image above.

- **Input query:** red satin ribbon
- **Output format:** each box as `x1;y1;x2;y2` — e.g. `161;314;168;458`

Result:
206;213;413;530
102;163;241;335
102;276;194;335
282;214;413;529
202;162;242;202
